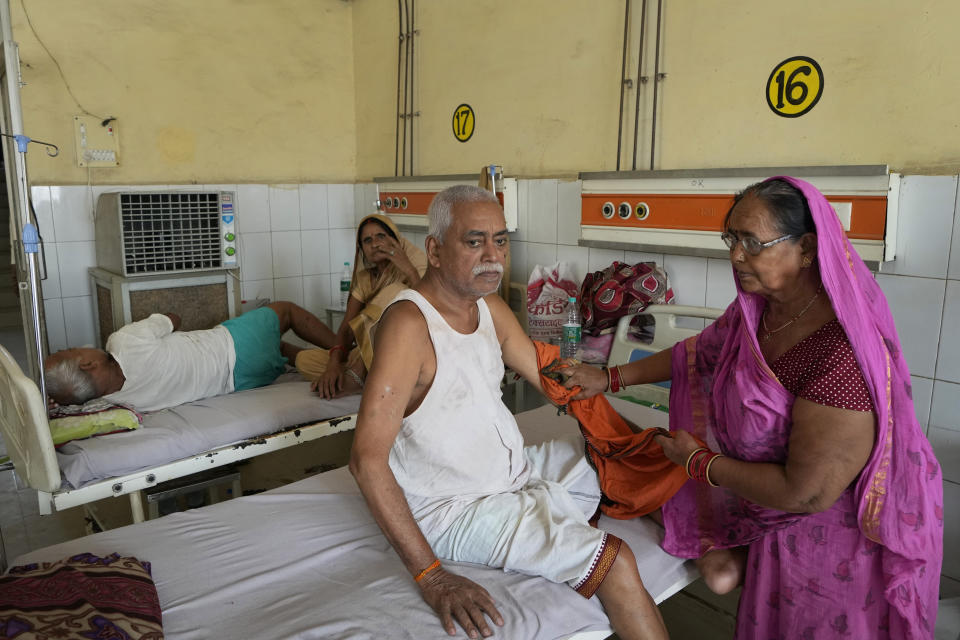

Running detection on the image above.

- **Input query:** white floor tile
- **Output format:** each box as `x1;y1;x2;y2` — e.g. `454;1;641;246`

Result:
943;481;960;579
929;427;960;484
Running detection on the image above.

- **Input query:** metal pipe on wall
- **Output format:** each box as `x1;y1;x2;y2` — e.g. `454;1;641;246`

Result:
649;0;663;170
401;0;410;175
631;0;647;170
408;0;415;175
615;0;630;171
395;0;403;176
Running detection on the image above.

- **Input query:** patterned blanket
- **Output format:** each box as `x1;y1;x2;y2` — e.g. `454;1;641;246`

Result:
0;553;163;639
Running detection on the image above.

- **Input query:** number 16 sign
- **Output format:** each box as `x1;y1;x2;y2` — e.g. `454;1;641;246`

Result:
766;56;824;118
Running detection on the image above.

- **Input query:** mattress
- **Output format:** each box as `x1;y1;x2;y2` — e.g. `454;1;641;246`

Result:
55;377;361;489
16;398;695;640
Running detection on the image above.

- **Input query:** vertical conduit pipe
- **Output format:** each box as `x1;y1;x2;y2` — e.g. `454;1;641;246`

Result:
615;0;630;171
409;0;415;175
395;0;403;176
630;0;647;170
649;0;663;170
401;0;410;175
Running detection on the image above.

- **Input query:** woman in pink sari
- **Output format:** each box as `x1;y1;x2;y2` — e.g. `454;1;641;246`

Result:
564;177;943;638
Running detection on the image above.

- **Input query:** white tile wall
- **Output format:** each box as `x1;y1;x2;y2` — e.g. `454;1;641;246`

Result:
527;242;559;277
236;185;270;234
238;233;274;281
56;242;96;298
328;228;356;274
882;176;957;279
910;375;934;434
271;231;303;278
268;185;301;232
39;247;61;300
557;180;582;246
327;184;356;229
936;280;960;383
556;245;590;285
705;258;738;310
929;427;960;484
587;248;624;273
525;179;559;245
876;274;945;378
508;239;528;283
299;184;329;230
61;295;96;348
304;275;334;313
43;298;66;352
49;186;95;242
944;481;960;579
273;276;304;306
301;230;331;275
30;186;55;243
240;279;274;303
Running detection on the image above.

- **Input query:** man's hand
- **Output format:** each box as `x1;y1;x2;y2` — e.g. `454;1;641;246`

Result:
311;359;343;398
418;567;504;638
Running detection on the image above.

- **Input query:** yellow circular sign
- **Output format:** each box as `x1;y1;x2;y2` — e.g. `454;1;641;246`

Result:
452;104;475;142
766;56;824;118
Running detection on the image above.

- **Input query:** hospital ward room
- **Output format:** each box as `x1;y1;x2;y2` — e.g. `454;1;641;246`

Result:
0;1;957;639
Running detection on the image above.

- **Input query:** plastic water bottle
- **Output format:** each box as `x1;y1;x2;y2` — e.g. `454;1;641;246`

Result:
560;296;581;359
339;262;351;309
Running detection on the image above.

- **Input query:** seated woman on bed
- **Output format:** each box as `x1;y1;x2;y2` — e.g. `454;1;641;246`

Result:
296;213;427;398
563;177;943;639
44;301;334;413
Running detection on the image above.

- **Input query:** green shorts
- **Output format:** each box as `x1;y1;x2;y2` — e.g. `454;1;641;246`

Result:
221;307;288;391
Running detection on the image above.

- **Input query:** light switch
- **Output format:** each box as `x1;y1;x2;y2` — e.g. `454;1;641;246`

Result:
73;115;119;168
832;201;852;231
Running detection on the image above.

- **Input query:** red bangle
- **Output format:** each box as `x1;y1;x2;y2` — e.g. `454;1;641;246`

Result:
414;559;441;583
686;449;723;484
329;345;345;355
609;365;623;393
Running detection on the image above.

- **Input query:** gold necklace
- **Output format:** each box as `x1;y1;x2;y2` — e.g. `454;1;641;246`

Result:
760;284;822;343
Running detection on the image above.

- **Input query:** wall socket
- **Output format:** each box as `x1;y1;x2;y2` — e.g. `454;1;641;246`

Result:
73;115;119;168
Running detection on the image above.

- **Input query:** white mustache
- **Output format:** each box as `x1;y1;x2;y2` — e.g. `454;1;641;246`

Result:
472;263;504;276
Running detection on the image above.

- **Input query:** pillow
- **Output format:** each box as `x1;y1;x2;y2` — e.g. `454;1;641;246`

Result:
0;553;163;639
48;399;143;447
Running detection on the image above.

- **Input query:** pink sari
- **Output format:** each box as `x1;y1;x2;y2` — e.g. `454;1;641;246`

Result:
661;177;943;639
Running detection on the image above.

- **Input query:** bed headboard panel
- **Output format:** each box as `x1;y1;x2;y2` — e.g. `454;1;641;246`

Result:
0;345;61;492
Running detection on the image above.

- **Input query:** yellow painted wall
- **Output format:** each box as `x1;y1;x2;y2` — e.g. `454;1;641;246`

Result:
354;0;960;178
11;1;960;184
12;0;357;185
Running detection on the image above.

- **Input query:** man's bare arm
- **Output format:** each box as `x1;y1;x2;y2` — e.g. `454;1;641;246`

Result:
350;302;503;638
485;294;544;396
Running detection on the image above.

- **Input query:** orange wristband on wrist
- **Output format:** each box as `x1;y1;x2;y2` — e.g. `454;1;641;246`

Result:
414;559;441;583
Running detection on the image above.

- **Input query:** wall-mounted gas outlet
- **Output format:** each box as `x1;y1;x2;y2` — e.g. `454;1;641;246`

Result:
73;115;119;168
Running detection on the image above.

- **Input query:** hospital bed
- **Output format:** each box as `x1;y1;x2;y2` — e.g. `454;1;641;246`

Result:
0;346;361;524
8;396;698;640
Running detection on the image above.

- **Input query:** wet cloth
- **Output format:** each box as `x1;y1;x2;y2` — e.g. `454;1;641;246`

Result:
535;341;688;519
388;289;619;597
661;177;943;639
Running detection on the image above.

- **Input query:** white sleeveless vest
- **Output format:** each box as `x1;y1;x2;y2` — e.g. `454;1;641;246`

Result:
387;290;530;513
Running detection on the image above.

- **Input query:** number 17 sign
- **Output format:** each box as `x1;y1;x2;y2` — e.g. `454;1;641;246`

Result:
452;104;475;142
766;56;824;118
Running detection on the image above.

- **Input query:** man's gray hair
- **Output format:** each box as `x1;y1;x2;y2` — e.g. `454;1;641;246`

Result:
45;357;98;406
427;185;500;245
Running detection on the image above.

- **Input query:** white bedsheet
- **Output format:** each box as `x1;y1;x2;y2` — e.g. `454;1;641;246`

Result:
56;378;361;489
16;398;696;640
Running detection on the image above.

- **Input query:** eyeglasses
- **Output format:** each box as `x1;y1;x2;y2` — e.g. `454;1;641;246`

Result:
720;231;799;256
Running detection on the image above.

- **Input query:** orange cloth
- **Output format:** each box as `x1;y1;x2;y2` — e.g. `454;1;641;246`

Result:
534;341;690;519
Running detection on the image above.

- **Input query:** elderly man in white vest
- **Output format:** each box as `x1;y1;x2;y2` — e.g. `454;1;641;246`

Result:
349;185;668;640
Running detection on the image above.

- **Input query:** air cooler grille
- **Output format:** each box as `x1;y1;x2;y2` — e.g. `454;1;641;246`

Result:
121;193;223;274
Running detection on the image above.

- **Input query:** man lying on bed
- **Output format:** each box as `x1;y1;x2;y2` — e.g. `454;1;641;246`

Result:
350;185;668;640
44;301;336;412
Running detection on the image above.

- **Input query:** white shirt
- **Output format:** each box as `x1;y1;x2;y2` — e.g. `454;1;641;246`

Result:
104;314;236;412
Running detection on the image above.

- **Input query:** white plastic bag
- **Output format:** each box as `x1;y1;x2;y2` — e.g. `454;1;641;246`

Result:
526;262;579;343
